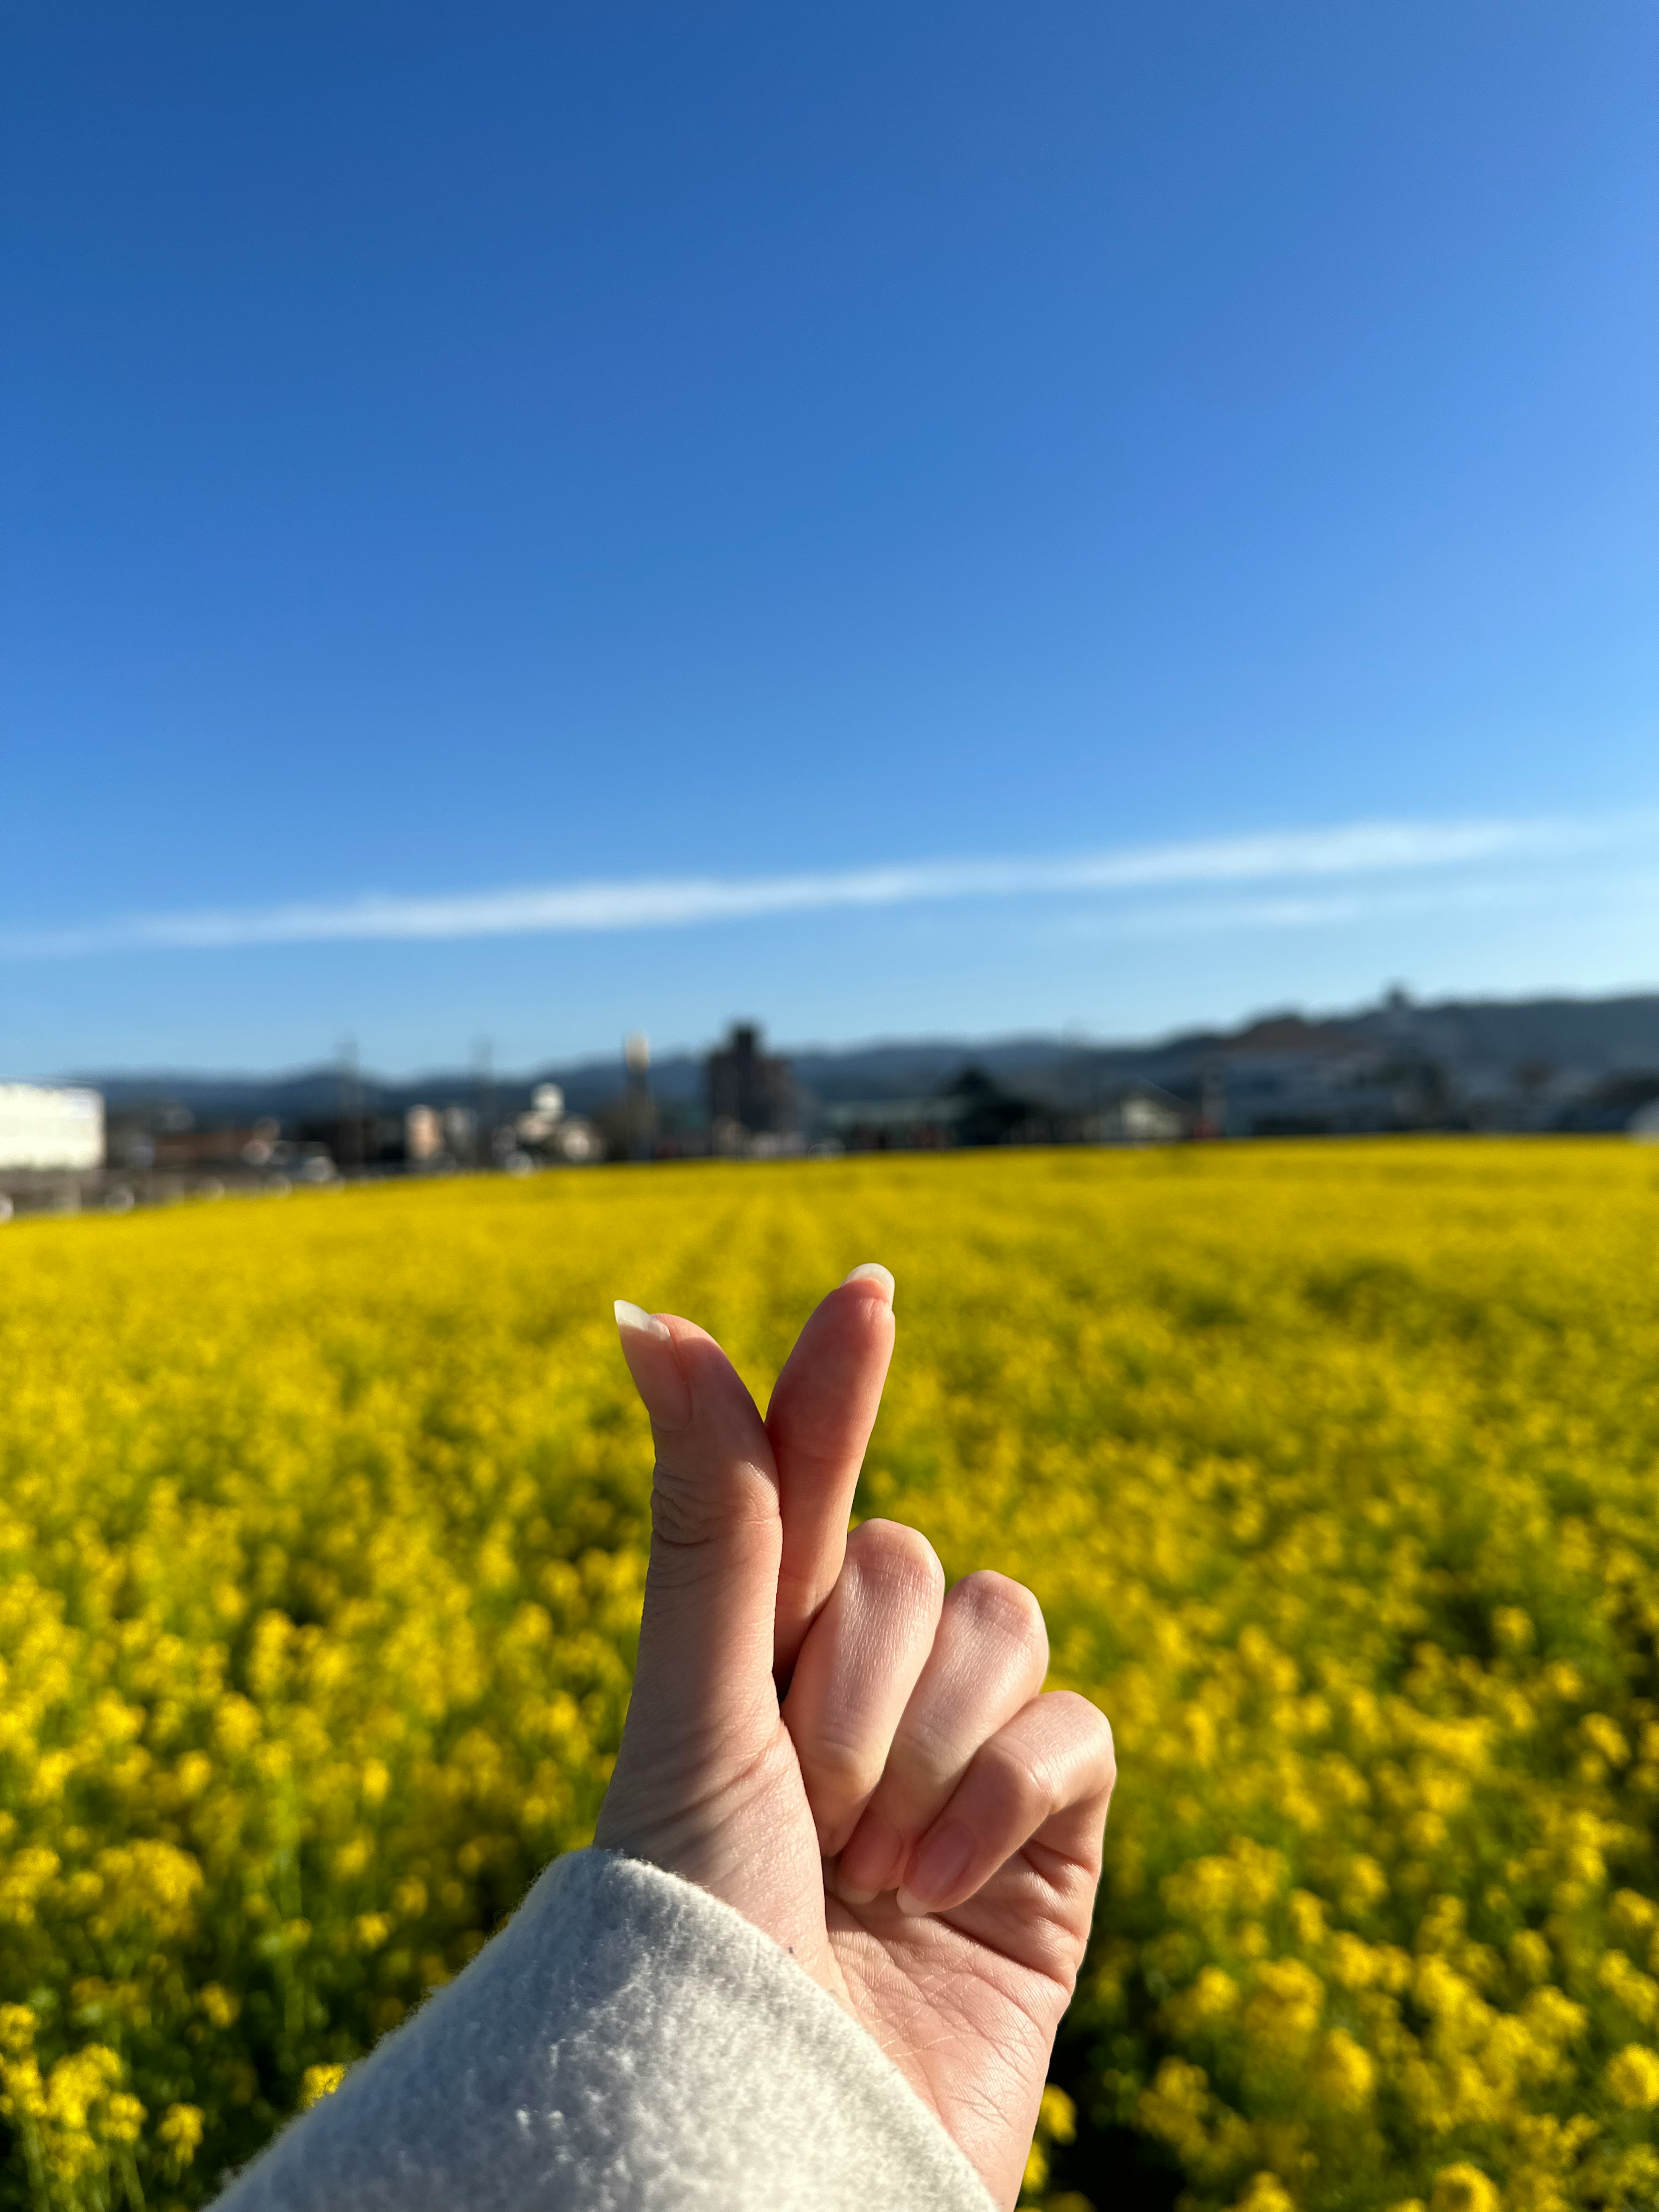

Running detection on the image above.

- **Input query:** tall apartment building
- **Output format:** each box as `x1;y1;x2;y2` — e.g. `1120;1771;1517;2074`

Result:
707;1024;794;1136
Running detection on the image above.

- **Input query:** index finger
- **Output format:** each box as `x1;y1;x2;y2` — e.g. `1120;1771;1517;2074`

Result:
765;1263;896;1681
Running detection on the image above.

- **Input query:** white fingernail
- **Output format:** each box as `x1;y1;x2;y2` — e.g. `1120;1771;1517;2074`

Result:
842;1262;895;1303
893;1888;930;1917
614;1299;671;1341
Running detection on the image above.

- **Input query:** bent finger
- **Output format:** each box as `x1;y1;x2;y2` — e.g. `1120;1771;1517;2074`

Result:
766;1265;897;1679
781;1519;943;1854
895;1690;1117;1916
833;1569;1049;1903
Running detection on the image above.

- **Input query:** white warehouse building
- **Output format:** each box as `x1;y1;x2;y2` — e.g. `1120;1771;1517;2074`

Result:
0;1084;105;1170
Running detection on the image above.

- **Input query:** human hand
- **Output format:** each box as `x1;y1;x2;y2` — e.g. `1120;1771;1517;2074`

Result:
595;1268;1116;2209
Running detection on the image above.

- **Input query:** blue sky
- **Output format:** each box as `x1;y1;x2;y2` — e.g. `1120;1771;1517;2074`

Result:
4;1;1655;1074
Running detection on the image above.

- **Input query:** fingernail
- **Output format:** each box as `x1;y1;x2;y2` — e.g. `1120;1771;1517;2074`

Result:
836;1810;903;1902
613;1301;693;1427
842;1262;895;1305
896;1822;974;1916
614;1298;671;1342
833;1867;878;1906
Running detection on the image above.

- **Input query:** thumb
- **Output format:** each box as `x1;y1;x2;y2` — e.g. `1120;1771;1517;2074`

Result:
610;1302;783;1758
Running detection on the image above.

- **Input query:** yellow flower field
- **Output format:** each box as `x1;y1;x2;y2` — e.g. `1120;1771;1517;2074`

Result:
4;1142;1659;2211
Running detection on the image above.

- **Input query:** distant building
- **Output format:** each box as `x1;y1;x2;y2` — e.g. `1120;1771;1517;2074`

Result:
509;1087;564;1149
551;1118;604;1163
821;1070;1191;1151
0;1084;104;1170
406;1105;443;1163
1084;1083;1193;1145
823;1094;973;1150
1204;1016;1445;1138
294;1113;408;1168
150;1123;280;1170
820;1069;1042;1150
708;1024;794;1140
509;1087;602;1163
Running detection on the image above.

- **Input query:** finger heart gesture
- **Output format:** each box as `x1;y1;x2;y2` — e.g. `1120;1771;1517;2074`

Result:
597;1266;1116;2209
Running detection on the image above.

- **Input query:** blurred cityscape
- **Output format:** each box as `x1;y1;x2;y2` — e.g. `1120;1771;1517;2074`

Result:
4;986;1659;1218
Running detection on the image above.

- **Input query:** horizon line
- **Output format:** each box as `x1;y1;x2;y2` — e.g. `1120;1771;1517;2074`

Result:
47;971;1659;1090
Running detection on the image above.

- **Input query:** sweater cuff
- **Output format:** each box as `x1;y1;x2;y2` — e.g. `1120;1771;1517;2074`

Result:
215;1847;998;2212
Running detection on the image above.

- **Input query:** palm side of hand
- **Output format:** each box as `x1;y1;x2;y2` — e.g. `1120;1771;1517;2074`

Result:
595;1271;1114;2211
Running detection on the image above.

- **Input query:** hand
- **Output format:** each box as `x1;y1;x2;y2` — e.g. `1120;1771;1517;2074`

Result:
595;1267;1116;2209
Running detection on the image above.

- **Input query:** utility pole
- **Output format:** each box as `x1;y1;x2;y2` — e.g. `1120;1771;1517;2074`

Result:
338;1036;362;1173
474;1039;495;1171
1197;1057;1227;1141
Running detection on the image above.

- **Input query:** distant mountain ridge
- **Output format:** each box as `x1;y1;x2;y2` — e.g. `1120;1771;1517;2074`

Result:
61;988;1659;1131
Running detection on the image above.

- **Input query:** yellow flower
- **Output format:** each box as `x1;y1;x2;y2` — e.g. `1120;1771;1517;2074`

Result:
4;1142;1659;2202
301;2063;348;2108
157;2101;206;2171
1036;2084;1076;2144
200;1982;242;2028
1230;2178;1296;2212
1309;2028;1376;2111
1242;1958;1325;2061
102;2089;146;2146
1428;2164;1499;2212
1606;2043;1659;2109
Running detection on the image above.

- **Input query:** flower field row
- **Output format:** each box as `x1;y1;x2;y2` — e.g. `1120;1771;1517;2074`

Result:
3;1142;1659;2210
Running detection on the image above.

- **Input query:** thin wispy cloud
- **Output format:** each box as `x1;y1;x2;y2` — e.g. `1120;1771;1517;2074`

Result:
1059;864;1659;943
0;814;1628;961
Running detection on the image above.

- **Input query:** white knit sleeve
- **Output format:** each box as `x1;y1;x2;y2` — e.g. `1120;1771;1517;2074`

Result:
211;1848;998;2212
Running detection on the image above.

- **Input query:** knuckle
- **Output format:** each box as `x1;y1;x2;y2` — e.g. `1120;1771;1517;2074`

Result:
650;1457;775;1552
800;1732;883;1808
649;1482;720;1551
976;1734;1051;1825
847;1520;945;1606
952;1570;1048;1658
891;1710;955;1787
1049;1691;1117;1787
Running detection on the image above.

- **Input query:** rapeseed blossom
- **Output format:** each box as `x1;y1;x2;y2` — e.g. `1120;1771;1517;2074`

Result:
3;1143;1659;2209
